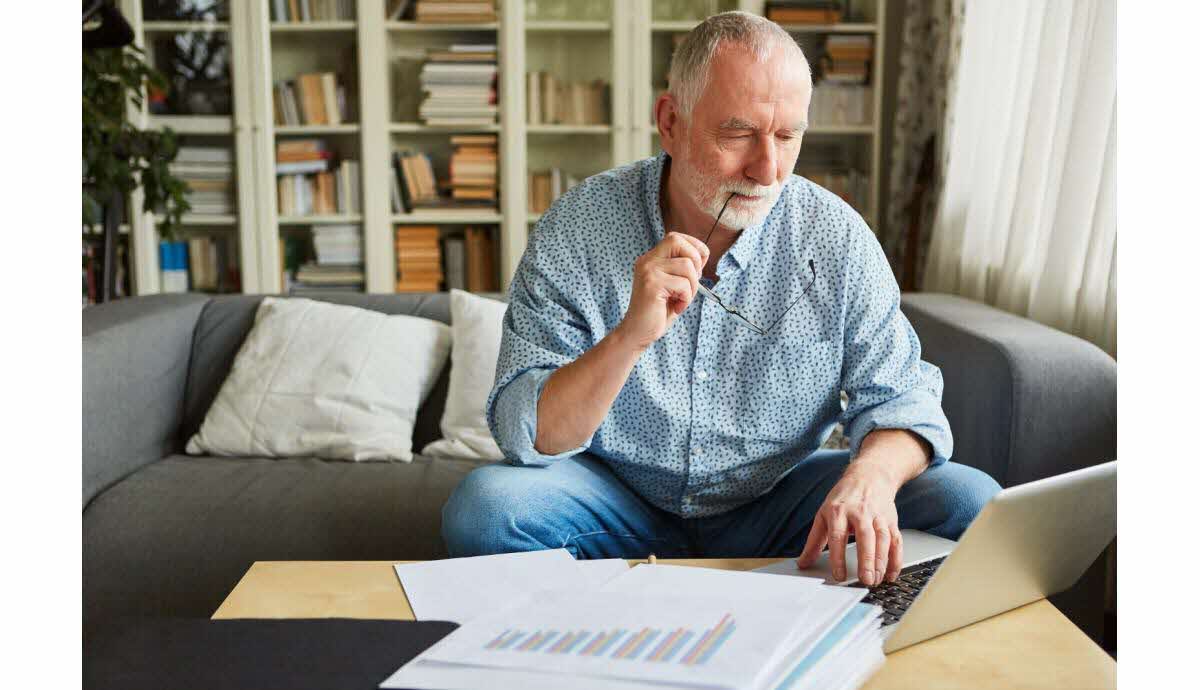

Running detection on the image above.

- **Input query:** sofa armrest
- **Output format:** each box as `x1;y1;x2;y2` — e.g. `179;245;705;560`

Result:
83;294;212;509
900;293;1116;488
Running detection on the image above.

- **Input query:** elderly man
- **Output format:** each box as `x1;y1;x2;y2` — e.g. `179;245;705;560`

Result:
442;12;1000;587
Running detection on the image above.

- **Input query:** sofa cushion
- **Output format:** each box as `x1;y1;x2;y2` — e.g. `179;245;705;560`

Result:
83;452;486;631
185;297;451;462
182;294;457;452
423;289;507;461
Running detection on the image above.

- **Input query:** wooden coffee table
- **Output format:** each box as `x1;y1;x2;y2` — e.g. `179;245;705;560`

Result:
213;559;1115;689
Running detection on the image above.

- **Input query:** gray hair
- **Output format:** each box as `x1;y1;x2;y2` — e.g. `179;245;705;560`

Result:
667;11;812;120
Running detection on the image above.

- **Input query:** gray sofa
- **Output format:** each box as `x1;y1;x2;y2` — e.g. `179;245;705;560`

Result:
82;291;1116;641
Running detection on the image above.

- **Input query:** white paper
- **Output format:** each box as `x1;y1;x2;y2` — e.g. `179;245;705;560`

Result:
600;563;823;598
415;588;816;690
576;558;631;588
382;560;881;690
394;549;583;623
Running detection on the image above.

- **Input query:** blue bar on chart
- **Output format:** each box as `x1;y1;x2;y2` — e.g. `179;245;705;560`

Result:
480;614;736;666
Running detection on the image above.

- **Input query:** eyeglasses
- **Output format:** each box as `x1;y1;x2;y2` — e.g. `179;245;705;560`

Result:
695;193;817;335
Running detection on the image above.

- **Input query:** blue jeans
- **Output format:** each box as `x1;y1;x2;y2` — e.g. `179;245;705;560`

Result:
442;450;1002;559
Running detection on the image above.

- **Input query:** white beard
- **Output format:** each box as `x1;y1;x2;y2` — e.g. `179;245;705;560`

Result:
673;145;783;230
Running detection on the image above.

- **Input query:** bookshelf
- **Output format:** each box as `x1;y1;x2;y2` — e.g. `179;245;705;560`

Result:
121;0;886;296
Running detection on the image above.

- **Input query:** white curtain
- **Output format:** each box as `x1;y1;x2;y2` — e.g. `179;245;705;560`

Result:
923;0;1117;357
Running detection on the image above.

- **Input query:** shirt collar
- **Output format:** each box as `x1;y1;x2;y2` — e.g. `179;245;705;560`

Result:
646;151;772;273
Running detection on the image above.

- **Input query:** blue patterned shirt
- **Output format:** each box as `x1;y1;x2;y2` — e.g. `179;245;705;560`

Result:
487;151;952;518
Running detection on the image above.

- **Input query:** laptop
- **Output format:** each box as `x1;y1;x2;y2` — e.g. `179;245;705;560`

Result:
754;460;1117;653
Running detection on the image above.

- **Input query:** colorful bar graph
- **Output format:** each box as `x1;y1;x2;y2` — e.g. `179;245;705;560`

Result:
593;629;627;656
628;629;661;660
681;614;734;665
479;614;735;667
649;628;684;661
661;630;694;662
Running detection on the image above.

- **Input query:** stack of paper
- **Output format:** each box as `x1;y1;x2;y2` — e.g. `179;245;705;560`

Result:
394;550;629;624
386;552;884;690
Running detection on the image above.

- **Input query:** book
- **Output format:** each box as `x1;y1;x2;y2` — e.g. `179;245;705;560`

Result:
464;226;497;292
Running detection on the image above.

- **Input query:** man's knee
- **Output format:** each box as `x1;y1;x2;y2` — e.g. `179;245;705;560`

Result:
441;463;555;556
901;462;1002;540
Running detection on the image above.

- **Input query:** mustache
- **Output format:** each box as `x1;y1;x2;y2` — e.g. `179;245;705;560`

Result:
718;182;778;198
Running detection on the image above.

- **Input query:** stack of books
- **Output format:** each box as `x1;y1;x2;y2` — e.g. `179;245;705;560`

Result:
185;236;234;292
390;149;439;212
528;167;580;214
276;140;360;216
821;35;872;85
764;1;844;24
312;224;363;265
172;147;236;216
293;224;365;294
449;134;498;208
269;0;355;21
394;226;443;292
419;45;498;126
273;72;350;126
525;72;609;125
292;263;365;294
428;227;496;291
810;84;873;125
413;0;496;23
158;240;190;294
463;226;498;292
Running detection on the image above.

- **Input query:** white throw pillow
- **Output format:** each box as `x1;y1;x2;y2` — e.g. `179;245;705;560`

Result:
186;297;451;462
422;289;507;460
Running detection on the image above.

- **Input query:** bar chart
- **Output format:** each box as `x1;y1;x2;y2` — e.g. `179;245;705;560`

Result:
482;613;737;666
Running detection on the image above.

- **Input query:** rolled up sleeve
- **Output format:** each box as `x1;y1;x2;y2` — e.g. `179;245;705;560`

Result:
486;219;596;466
838;218;953;467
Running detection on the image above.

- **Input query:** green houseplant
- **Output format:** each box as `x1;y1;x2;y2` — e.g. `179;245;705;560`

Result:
82;43;190;239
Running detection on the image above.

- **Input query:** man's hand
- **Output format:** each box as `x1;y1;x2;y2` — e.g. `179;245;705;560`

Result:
796;463;903;586
613;232;710;351
795;431;931;586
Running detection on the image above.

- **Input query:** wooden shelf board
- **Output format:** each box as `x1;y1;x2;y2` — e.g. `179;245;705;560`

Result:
389;122;501;133
142;20;229;32
275;124;361;135
180;214;237;225
147;115;233;135
527;21;611;32
278;215;363;225
650;20;703;32
270;21;356;32
527;124;612;134
385;21;498;32
392;211;502;224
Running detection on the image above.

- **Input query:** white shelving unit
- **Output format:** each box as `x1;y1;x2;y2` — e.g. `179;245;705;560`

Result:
122;0;886;296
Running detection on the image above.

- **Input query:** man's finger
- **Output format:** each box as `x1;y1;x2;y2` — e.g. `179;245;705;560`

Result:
887;528;904;582
671;232;712;269
661;275;695;314
660;232;705;274
826;510;849;582
659;257;700;292
796;513;828;568
874;521;890;586
854;514;876;586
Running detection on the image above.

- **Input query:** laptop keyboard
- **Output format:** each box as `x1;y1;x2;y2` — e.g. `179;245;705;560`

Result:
850;556;947;627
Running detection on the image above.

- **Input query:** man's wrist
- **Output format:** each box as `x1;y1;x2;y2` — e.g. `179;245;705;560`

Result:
845;453;909;493
847;429;932;493
609;320;651;356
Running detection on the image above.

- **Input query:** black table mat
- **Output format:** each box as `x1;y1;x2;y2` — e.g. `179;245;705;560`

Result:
84;618;459;690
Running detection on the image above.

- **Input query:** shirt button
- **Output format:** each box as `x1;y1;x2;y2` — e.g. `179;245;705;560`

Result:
692;447;703;457
696;370;708;380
